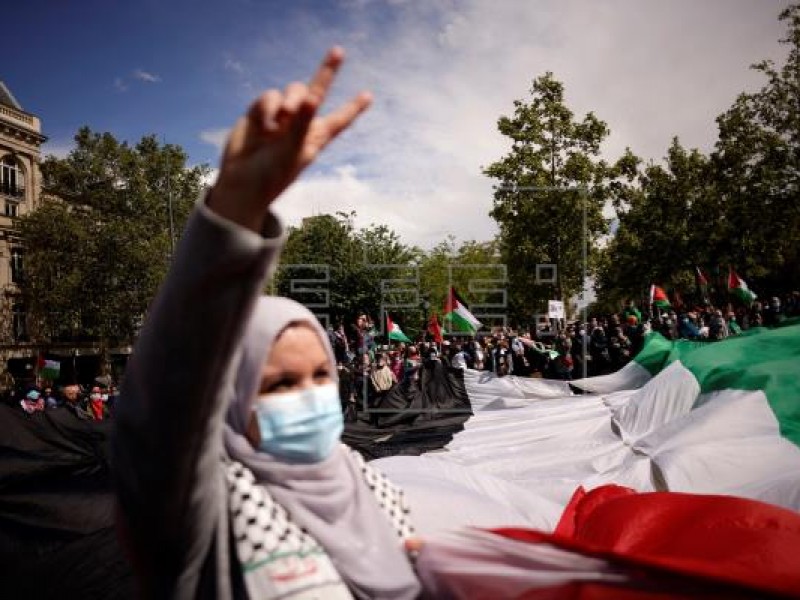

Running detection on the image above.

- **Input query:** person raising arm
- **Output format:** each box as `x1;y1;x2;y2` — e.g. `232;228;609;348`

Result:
114;48;419;599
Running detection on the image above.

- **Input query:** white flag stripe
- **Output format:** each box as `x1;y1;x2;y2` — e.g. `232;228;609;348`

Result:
375;363;800;537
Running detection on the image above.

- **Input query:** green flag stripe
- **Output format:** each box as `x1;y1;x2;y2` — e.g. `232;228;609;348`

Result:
633;332;675;376
446;312;477;332
675;324;800;446
634;322;800;446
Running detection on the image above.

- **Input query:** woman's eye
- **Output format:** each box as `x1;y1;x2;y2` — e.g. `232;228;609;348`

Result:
313;370;331;381
265;378;293;393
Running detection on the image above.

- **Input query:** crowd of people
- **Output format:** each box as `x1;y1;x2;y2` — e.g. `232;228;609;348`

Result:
1;375;118;420
323;290;800;412
5;293;798;420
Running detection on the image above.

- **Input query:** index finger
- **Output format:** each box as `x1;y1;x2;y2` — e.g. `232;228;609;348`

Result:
308;46;346;103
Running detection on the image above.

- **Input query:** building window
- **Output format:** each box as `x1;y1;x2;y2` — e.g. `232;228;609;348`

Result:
12;303;28;342
10;248;24;284
1;156;25;198
5;201;18;217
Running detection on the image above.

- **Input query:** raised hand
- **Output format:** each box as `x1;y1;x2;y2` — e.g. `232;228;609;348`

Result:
208;47;372;231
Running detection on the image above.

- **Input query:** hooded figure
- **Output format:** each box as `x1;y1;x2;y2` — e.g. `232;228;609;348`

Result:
222;297;419;599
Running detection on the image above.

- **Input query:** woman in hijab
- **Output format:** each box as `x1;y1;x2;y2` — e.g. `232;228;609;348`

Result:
113;47;420;599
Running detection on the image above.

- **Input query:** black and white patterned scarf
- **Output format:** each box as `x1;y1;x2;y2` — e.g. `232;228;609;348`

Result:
225;447;416;599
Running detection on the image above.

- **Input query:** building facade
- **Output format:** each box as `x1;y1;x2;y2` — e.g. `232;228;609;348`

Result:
0;82;134;390
0;81;46;359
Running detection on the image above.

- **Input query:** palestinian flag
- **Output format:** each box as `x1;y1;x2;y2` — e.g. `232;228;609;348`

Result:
378;320;800;557
443;287;482;333
695;266;709;301
386;313;411;343
571;321;800;446
40;359;60;381
427;313;444;344
417;486;800;598
649;284;671;309
728;267;757;305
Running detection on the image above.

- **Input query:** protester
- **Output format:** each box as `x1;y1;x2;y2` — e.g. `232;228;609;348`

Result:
403;345;422;384
60;383;94;420
88;386;108;420
450;344;468;370
43;386;59;409
621;299;642;324
678;312;703;339
371;352;397;397
113;47;420;598
19;388;44;414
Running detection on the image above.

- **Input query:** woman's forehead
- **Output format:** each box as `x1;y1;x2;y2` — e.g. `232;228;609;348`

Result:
263;324;328;370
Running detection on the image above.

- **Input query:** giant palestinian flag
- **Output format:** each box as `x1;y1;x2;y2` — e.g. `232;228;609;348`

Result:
375;320;800;594
443;287;482;333
0;406;133;598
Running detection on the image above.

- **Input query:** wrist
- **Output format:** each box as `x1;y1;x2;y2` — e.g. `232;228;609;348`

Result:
206;184;268;233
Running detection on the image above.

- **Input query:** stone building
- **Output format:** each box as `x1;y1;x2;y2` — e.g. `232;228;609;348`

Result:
0;82;46;383
0;81;46;342
0;82;134;390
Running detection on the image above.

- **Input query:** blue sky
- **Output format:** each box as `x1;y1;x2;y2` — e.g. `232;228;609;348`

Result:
3;0;790;248
5;0;379;165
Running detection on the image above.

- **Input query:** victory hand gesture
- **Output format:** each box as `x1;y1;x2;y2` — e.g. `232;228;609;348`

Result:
209;47;372;231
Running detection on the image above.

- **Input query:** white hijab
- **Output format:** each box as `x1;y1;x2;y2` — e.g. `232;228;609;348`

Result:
223;297;420;599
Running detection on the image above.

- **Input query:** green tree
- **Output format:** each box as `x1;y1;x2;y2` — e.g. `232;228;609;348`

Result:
418;236;504;330
274;212;420;332
596;4;800;310
711;4;800;292
483;73;610;324
16;127;208;348
596;140;716;309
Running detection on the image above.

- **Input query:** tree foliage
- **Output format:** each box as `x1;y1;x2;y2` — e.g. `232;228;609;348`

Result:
710;4;800;289
274;212;422;331
483;73;610;323
16;127;208;346
596;140;717;307
274;213;504;335
596;4;800;309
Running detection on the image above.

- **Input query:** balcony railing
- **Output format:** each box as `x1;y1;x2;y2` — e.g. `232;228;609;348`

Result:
0;182;25;198
0;104;34;126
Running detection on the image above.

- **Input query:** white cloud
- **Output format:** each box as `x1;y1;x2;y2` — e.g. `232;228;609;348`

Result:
132;69;161;83
272;163;496;248
114;77;128;93
201;167;219;188
212;0;789;248
224;56;245;74
199;128;230;151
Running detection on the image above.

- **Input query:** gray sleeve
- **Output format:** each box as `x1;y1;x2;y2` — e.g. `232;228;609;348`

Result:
113;200;285;597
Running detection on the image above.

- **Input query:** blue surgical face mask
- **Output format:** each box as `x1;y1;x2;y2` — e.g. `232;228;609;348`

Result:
253;382;343;464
